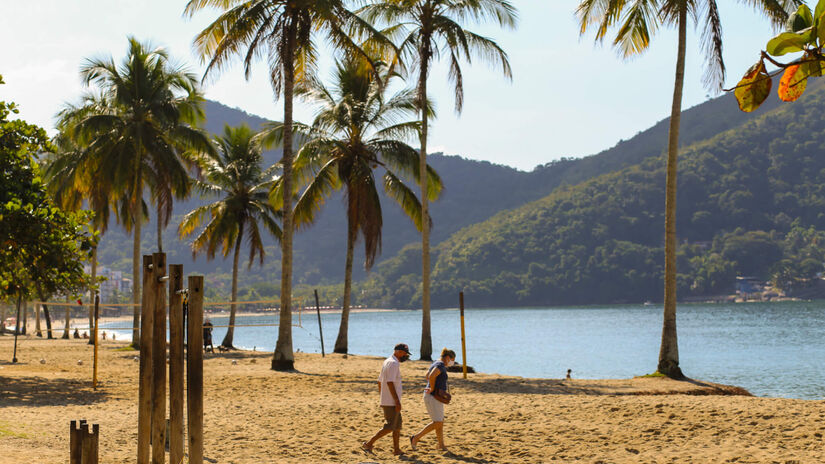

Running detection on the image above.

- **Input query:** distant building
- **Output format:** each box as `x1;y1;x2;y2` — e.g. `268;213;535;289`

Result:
83;265;133;301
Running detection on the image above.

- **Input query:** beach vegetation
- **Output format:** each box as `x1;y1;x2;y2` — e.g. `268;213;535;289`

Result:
185;0;391;371
265;57;440;354
577;0;795;378
51;37;213;348
359;0;517;360
0;76;93;312
179;123;282;349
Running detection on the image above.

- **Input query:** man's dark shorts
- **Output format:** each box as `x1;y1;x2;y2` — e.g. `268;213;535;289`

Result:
381;406;402;431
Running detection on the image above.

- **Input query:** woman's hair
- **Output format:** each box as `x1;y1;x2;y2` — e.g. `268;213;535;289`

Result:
440;348;456;360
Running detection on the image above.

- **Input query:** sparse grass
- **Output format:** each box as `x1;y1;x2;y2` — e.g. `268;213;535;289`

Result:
636;371;666;378
0;422;29;439
114;345;136;351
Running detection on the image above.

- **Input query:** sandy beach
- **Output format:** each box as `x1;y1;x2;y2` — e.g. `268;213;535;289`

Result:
1;335;823;463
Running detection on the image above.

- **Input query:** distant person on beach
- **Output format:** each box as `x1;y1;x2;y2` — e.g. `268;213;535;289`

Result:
73;328;80;339
410;348;456;452
203;320;214;353
363;343;411;456
566;369;572;380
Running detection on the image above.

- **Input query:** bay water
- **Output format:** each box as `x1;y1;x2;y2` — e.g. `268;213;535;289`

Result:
106;301;825;399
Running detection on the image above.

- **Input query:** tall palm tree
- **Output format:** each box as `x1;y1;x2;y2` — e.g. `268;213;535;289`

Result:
262;58;442;353
185;0;390;370
577;0;795;377
179;124;282;349
56;37;212;347
360;0;517;360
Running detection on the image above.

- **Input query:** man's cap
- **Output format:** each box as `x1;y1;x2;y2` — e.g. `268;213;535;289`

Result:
394;343;411;354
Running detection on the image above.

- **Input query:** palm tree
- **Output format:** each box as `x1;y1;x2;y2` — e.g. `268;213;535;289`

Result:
577;0;794;377
360;0;517;360
185;0;390;370
56;37;212;347
262;58;442;353
179;124;282;349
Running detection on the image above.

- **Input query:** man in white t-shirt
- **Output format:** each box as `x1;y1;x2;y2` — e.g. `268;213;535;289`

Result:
362;343;411;455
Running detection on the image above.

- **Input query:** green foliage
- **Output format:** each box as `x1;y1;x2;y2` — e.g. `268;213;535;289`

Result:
357;78;825;307
736;0;825;110
0;75;93;299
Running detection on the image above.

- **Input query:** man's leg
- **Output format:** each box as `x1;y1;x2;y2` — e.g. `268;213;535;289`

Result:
364;428;391;450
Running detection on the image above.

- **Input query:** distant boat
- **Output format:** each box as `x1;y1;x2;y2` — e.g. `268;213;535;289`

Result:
643;301;654;306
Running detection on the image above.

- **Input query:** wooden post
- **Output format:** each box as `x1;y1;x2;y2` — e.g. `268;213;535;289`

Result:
137;255;154;464
168;264;184;464
151;252;167;464
93;293;100;390
12;292;21;363
314;290;324;357
187;275;204;464
35;300;42;337
459;292;468;380
81;423;99;464
69;420;82;464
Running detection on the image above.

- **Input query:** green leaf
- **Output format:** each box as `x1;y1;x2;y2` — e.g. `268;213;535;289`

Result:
735;61;772;112
767;31;810;56
787;5;813;32
778;64;808;102
817;0;825;25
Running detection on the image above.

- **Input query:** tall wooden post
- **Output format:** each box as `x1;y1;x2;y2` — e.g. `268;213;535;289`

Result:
137;255;154;464
168;264;184;464
151;253;167;464
459;292;468;380
93;293;100;390
187;275;204;464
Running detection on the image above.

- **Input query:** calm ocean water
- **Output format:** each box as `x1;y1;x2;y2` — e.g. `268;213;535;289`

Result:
106;301;825;400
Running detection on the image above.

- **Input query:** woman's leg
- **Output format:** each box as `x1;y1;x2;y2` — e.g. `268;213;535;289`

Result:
435;421;446;450
412;421;437;447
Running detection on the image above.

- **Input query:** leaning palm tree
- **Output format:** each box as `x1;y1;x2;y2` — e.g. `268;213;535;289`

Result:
577;0;795;377
56;37;212;347
185;0;391;370
360;0;517;360
179;124;282;349
261;58;442;353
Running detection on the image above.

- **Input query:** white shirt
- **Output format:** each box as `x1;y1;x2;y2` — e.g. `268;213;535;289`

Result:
378;355;402;406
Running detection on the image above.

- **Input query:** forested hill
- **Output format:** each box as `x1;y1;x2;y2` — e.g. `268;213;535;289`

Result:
95;87;788;300
357;79;825;308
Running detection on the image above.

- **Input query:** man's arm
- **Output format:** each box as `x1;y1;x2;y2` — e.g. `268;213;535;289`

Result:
377;381;381;394
386;381;401;412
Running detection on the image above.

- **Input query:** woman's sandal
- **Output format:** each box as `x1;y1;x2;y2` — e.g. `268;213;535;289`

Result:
409;435;417;451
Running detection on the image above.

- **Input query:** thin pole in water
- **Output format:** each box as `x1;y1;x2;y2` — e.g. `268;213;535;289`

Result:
314;289;324;357
12;291;22;363
459;292;468;379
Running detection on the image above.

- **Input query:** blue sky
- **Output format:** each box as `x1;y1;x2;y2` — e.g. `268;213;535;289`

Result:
1;0;785;170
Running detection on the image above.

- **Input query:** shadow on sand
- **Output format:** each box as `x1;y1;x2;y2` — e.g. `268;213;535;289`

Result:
0;375;110;408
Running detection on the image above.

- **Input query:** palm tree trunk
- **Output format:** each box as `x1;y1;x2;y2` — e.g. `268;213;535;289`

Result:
63;296;71;339
157;204;163;253
88;246;97;344
657;8;687;379
272;28;296;371
0;303;5;335
131;203;142;349
36;283;53;339
21;299;27;335
418;46;433;362
334;218;356;354
222;222;244;348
